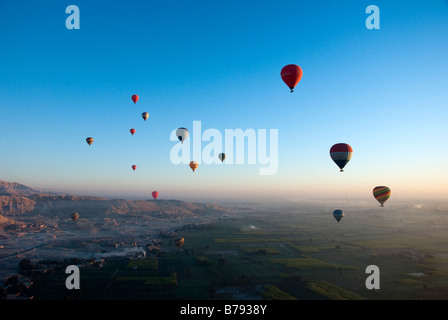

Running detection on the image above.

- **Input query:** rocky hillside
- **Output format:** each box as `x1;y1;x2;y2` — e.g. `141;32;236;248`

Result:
0;180;227;221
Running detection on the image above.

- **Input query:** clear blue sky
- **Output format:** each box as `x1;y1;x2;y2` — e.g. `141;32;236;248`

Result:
1;0;447;202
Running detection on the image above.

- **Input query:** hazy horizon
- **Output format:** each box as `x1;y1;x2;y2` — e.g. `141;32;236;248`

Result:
6;178;444;207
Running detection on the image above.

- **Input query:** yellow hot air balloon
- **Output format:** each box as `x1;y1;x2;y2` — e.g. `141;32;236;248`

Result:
189;161;198;172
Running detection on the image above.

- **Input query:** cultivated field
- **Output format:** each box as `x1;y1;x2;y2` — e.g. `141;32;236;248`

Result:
23;200;448;300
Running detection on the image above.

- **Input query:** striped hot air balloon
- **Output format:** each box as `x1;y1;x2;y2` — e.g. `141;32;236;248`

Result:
330;143;353;172
86;137;94;146
373;186;391;207
71;212;79;222
142;112;149;121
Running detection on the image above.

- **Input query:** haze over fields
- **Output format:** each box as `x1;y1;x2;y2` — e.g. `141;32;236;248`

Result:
1;179;447;300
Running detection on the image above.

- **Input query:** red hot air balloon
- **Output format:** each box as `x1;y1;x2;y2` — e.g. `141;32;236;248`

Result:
152;191;159;200
130;128;136;135
132;165;137;171
131;94;139;104
281;64;303;93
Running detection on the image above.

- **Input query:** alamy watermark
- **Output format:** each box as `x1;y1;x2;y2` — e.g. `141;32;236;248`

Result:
65;265;80;290
64;264;380;290
170;121;278;175
65;5;80;30
65;5;379;30
365;5;380;29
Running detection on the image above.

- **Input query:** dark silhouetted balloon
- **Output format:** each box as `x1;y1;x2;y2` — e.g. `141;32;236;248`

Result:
174;237;184;248
333;209;344;223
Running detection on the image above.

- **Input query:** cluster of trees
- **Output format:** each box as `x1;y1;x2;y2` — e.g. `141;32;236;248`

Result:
0;275;28;299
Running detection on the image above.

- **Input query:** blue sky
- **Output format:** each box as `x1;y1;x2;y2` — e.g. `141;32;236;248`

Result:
1;0;447;202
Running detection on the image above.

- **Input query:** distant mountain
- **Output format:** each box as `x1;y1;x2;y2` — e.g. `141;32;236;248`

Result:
0;180;42;197
0;180;228;220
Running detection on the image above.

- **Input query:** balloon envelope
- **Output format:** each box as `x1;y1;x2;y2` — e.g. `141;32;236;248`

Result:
218;153;226;162
281;64;303;92
373;186;391;207
174;237;185;248
132;165;137;171
142;112;149;121
130;128;136;135
71;212;79;221
333;209;344;223
132;94;139;104
176;128;189;143
86;137;94;146
330;143;353;172
152;191;159;200
189;161;198;172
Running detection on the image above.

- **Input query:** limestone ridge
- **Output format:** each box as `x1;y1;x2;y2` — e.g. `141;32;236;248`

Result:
0;180;227;223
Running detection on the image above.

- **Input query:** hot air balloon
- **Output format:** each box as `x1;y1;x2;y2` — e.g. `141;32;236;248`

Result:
174;237;185;248
333;209;344;223
176;128;189;144
281;64;303;93
71;212;79;222
152;191;159;200
330;143;353;172
132;165;137;171
131;94;139;104
142;112;149;121
189;161;198;172
373;186;391;207
218;153;226;162
86;137;94;146
130;128;136;135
